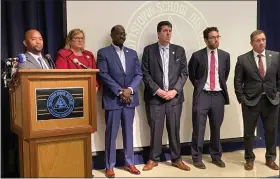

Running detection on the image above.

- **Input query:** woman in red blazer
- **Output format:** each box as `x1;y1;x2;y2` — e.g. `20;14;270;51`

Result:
56;28;99;89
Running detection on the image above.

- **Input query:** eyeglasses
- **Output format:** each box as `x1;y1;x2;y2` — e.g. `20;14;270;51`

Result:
208;36;221;40
72;37;84;41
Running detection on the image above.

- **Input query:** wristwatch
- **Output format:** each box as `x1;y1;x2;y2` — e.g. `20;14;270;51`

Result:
119;91;123;95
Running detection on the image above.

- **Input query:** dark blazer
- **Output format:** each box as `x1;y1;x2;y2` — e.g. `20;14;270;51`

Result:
17;52;50;69
234;50;280;106
141;43;188;105
97;45;143;110
188;48;230;105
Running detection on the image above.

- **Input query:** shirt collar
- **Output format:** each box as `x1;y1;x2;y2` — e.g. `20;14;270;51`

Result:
158;42;169;50
206;47;217;55
253;49;266;58
112;43;124;51
27;51;43;60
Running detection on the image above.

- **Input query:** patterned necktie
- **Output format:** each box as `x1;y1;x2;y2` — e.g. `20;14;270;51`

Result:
257;54;265;78
210;51;216;91
162;47;169;91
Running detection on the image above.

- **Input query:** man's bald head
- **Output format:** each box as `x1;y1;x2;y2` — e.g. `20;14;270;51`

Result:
23;29;43;55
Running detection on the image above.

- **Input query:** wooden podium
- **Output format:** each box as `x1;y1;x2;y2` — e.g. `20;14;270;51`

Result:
9;69;99;178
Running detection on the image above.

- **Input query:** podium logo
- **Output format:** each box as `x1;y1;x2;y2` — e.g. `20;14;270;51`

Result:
47;90;75;118
125;1;208;59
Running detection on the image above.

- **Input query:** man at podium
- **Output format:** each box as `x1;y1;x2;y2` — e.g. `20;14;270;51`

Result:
97;25;143;178
18;29;51;69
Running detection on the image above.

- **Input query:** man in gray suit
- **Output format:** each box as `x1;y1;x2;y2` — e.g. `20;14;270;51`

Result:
141;21;190;171
234;30;280;171
18;29;50;69
188;27;230;169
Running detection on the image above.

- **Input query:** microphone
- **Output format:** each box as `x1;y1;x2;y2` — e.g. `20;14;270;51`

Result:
1;53;26;88
6;57;19;61
44;54;55;69
18;53;27;63
73;58;89;69
4;53;26;64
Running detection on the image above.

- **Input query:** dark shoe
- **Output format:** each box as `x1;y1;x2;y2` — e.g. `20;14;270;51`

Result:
124;165;141;175
266;160;279;170
142;160;158;171
212;160;226;168
172;161;191;171
244;161;254;171
105;169;115;178
193;161;206;169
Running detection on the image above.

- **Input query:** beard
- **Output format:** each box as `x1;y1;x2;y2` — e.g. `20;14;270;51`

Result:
208;43;219;50
34;46;43;52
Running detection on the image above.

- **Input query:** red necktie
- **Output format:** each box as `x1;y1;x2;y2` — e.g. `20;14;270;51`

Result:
210;51;216;91
257;54;265;78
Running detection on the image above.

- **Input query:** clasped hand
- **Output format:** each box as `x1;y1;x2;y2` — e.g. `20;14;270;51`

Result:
156;89;177;100
120;88;133;103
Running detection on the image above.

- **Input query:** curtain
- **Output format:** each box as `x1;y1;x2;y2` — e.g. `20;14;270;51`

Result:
1;0;66;177
258;0;280;146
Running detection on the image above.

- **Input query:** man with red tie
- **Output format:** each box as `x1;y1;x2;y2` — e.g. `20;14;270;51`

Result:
188;27;230;169
234;30;280;171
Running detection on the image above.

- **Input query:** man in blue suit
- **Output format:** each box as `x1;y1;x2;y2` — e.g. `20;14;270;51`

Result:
97;25;142;178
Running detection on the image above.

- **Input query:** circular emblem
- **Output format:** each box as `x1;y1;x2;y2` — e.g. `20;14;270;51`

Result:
125;1;208;60
47;90;75;118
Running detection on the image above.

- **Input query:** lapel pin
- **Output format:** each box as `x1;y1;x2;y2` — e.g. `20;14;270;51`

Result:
86;55;90;59
126;50;128;53
269;54;272;57
172;51;175;54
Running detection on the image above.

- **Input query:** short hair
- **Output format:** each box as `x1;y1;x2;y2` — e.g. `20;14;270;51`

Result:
203;27;219;39
111;25;124;34
24;30;30;40
24;29;40;40
157;21;172;32
64;28;85;50
250;30;265;42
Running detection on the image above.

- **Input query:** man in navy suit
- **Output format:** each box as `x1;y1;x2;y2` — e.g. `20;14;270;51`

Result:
97;25;142;178
188;27;230;169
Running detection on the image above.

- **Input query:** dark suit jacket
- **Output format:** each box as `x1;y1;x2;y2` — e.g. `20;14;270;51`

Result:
234;50;280;106
141;43;188;105
17;52;50;69
188;48;230;105
97;45;143;110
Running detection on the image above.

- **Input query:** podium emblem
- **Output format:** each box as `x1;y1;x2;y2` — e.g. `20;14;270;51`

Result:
47;90;75;118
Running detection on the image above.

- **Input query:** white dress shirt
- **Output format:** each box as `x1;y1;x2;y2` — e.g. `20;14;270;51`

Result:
203;48;221;91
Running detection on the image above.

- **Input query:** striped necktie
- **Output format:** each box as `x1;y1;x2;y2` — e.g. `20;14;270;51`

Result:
161;47;169;91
